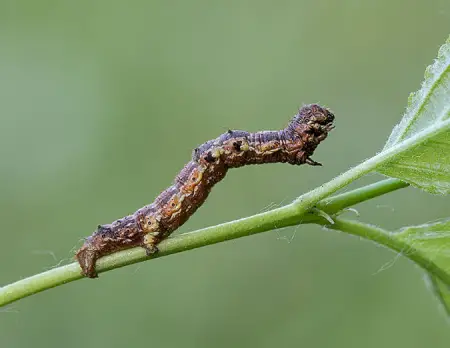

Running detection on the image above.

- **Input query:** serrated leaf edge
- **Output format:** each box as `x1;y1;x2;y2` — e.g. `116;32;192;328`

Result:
384;35;450;149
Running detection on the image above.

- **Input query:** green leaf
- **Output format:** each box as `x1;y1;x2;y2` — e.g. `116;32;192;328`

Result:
394;218;450;314
322;217;450;317
426;274;450;317
377;35;450;194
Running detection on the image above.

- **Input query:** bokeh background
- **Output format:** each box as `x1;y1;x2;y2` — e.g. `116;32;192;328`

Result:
1;1;450;347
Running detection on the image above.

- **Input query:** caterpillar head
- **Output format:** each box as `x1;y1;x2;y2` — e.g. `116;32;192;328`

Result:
287;104;335;139
300;104;334;127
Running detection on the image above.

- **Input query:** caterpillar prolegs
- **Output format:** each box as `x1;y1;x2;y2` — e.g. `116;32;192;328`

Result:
76;104;335;277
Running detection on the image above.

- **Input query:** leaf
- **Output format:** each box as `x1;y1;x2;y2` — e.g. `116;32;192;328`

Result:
425;274;450;317
377;35;450;194
394;218;450;315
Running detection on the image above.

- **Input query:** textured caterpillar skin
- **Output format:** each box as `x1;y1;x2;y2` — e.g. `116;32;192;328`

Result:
76;104;334;278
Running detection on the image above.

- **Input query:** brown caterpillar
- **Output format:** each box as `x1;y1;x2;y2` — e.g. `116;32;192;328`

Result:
76;104;335;278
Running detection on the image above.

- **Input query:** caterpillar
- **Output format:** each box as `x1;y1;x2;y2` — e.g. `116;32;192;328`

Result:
76;104;335;278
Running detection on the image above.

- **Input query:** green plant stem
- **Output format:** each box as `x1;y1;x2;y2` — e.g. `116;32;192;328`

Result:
2;114;446;307
314;178;409;216
293;118;450;208
0;178;407;307
317;217;450;286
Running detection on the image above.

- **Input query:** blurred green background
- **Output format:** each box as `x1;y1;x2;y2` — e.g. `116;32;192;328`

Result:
1;1;450;347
